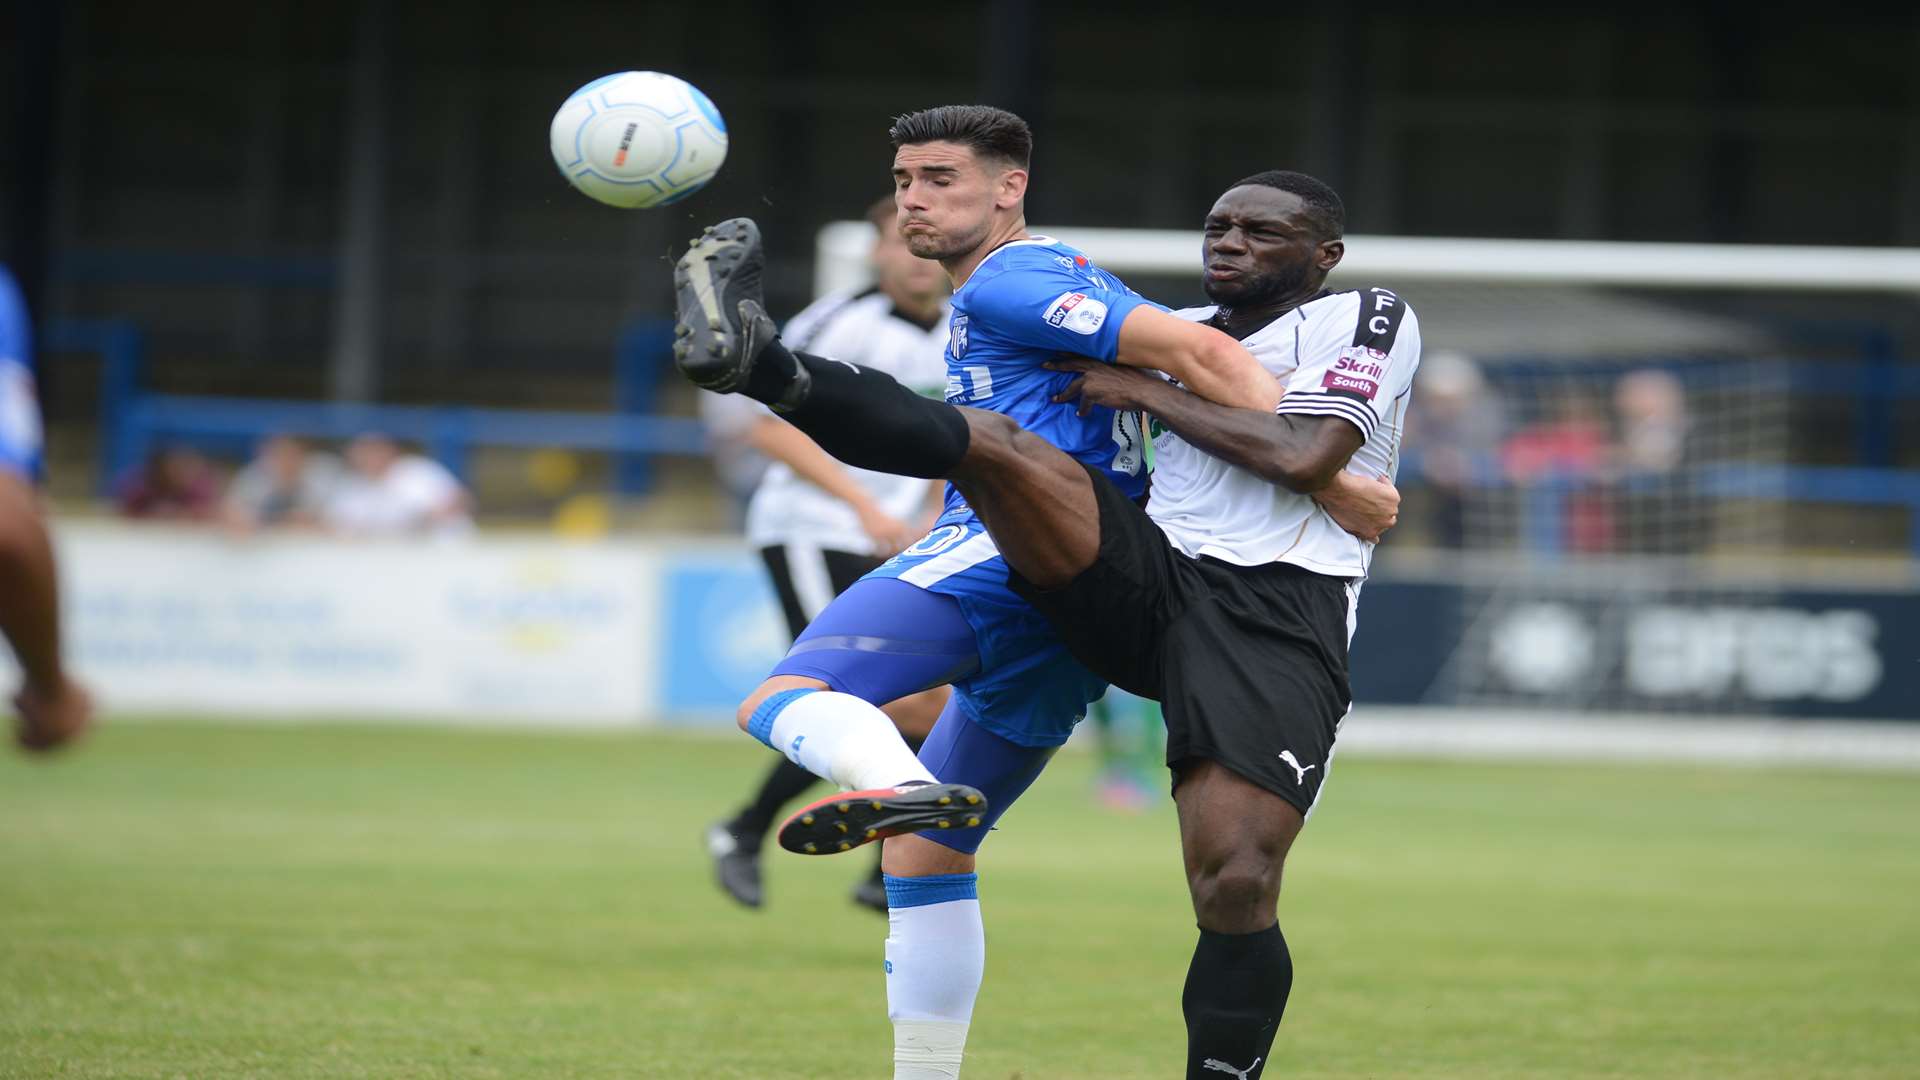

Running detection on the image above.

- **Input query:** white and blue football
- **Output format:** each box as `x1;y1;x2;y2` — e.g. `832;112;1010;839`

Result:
549;71;728;209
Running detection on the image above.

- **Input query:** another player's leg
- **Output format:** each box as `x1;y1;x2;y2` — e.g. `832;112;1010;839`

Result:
707;753;809;906
881;695;1058;1080
1173;761;1304;1080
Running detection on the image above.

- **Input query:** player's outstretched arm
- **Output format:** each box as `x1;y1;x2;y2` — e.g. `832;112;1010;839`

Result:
1111;306;1282;413
746;415;919;555
1050;359;1399;540
1050;358;1353;490
0;474;65;689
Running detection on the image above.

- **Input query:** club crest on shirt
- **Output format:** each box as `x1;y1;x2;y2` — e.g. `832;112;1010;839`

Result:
1322;346;1388;400
950;313;970;358
1043;291;1108;335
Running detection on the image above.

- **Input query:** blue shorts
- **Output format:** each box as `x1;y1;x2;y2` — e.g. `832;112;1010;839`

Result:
772;593;1060;855
913;692;1055;853
767;509;1108;854
773;509;1108;749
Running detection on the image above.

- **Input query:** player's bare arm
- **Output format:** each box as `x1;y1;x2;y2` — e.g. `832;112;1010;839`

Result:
747;416;918;555
0;472;91;752
1050;358;1398;541
1112;306;1282;412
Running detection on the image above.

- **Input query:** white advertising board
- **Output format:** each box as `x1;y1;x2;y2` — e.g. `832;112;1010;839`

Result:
49;524;663;724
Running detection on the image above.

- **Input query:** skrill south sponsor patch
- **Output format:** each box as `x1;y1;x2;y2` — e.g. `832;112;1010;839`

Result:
1322;346;1388;400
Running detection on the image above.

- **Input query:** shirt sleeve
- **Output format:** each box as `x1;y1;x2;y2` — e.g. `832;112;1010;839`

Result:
0;269;43;480
1275;287;1421;442
966;260;1157;364
780;291;857;353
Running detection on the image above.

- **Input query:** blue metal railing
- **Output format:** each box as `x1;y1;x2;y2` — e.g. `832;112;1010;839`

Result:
39;318;1920;551
121;394;708;483
44;317;698;494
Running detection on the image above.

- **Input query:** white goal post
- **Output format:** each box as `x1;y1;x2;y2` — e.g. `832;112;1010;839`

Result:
814;221;1920;296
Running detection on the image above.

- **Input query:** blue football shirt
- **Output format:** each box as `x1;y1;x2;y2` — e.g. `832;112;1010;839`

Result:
0;266;43;482
942;238;1158;509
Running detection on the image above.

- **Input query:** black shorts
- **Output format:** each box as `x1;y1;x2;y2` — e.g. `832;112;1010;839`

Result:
1009;463;1355;815
758;544;884;641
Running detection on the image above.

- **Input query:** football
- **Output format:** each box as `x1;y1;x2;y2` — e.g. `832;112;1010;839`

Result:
548;71;728;209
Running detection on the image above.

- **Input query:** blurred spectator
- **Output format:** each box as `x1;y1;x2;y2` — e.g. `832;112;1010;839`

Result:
222;434;342;533
1405;350;1505;547
323;434;472;538
1613;368;1689;474
116;446;220;522
1501;389;1614;552
1502;390;1610;482
1613;368;1694;554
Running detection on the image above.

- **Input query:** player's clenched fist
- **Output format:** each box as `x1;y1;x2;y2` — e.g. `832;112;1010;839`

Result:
1047;356;1167;416
13;674;93;754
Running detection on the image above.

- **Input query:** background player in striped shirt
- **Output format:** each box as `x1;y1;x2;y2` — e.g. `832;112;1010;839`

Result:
707;197;952;914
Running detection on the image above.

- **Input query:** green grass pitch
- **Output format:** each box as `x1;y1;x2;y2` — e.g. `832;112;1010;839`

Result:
2;721;1917;1078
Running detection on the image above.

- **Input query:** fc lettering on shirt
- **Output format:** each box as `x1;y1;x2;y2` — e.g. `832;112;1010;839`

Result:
1323;287;1405;402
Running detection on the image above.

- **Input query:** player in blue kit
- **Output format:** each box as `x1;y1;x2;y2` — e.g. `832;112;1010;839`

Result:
674;107;1393;1079
0;264;92;753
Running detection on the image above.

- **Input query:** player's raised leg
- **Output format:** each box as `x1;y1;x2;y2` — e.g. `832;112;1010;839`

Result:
712;686;943;909
674;220;1108;590
675;219;975;479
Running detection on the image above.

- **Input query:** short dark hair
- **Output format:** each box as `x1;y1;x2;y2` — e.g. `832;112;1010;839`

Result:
1229;170;1346;240
864;195;896;229
889;105;1032;169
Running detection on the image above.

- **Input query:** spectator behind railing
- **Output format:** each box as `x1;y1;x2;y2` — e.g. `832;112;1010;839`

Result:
1612;368;1697;554
1404;350;1506;548
221;434;342;534
323;433;473;539
1500;388;1614;552
116;446;220;522
1614;369;1690;476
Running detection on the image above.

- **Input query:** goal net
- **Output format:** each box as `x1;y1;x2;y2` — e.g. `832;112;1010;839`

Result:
814;224;1917;717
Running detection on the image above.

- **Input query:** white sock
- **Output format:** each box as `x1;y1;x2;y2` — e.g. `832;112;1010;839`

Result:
749;689;937;792
885;874;982;1080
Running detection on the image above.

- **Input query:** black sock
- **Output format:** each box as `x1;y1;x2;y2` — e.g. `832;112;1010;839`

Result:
740;334;800;405
729;756;820;847
1183;924;1292;1080
766;349;969;479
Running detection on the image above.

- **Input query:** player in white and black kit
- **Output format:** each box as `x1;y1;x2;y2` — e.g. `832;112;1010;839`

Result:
672;171;1410;1078
706;198;953;913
